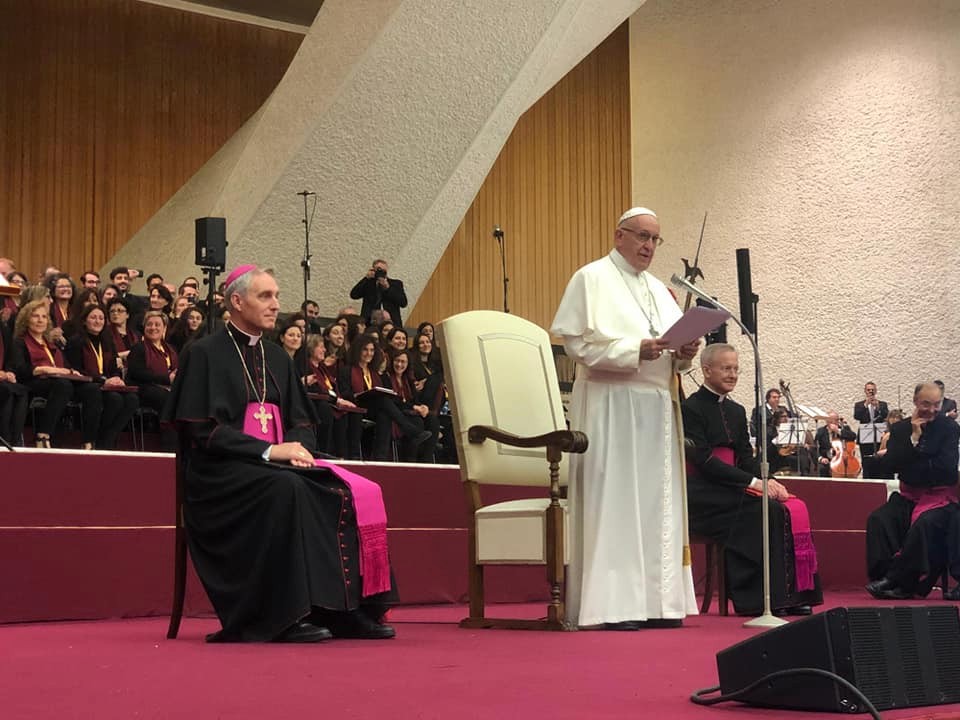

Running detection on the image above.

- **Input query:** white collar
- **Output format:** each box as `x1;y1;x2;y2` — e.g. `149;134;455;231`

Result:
228;321;262;347
609;249;644;278
702;383;727;402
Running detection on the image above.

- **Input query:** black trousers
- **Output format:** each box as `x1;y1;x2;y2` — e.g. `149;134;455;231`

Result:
97;390;140;449
28;377;74;437
371;401;424;461
866;493;960;594
0;381;28;445
138;384;171;414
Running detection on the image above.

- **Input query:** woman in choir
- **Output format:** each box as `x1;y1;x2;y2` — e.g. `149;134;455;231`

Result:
340;335;430;461
47;273;76;335
323;322;347;361
11;299;91;448
384;348;438;462
63;288;101;338
416;321;435;343
147;285;174;322
410;331;445;411
876;408;904;457
126;311;178;414
65;304;139;449
166;306;204;353
170;296;191;321
0;317;28;445
106;298;140;364
277;321;304;361
385;327;408;353
313;334;358;458
99;284;121;306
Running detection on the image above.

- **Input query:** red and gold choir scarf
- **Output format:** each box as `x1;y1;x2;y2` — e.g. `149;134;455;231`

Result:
144;340;178;383
82;335;115;377
52;302;70;328
109;324;140;352
23;333;64;369
391;372;412;402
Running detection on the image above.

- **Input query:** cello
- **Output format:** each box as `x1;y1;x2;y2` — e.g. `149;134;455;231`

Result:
829;415;861;479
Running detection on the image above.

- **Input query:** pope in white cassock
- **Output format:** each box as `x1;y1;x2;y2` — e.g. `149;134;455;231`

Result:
551;206;701;629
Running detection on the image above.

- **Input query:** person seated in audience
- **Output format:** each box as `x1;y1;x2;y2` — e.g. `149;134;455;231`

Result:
342;313;366;351
410;331;445;413
312;334;360;458
109;267;145;318
300;333;338;455
276;321;304;363
301;300;322;333
64;305;139;450
11;299;90;448
166;306;204;353
323;322;346;360
79;271;101;290
99;284;120;306
416;321;434;343
864;382;960;600
106;298;140;364
126;311;178;414
876;408;904;457
170;296;191;321
384;348;438;462
147;285;174;323
339;334;430;461
0;317;28;446
385;327;408;353
47;273;76;343
287;313;308;335
370;308;392;328
377;320;394;342
2;271;27;326
934;380;958;419
63;288;101;337
814;411;858;477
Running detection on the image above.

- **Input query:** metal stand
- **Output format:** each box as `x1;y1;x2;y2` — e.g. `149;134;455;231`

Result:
200;267;222;336
671;274;786;629
298;190;316;307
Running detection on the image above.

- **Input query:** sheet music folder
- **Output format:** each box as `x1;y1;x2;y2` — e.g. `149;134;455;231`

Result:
660;306;731;350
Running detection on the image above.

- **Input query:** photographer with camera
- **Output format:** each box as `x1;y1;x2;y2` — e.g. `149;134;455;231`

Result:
349;258;408;328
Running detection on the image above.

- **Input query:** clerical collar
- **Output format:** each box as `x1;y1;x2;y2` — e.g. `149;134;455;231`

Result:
702;384;727;402
609;249;644;277
227;321;261;347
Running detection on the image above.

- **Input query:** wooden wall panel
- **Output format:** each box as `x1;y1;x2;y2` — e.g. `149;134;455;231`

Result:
409;24;632;332
0;0;301;280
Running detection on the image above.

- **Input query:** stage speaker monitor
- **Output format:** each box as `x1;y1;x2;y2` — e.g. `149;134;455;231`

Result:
717;606;960;713
195;217;226;270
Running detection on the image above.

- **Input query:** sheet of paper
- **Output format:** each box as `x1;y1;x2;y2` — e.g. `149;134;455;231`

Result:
660;306;731;350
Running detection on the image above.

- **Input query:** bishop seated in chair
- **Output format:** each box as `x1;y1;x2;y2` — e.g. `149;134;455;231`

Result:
165;264;396;643
682;343;823;616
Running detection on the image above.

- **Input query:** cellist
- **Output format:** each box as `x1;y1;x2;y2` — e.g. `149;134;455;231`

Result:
814;411;857;478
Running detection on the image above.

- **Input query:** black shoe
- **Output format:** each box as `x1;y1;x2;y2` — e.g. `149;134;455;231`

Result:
204;629;241;643
638;619;684;628
272;621;333;643
866;578;913;600
326;610;396;639
946;585;960;601
411;430;432;448
603;621;643;631
865;578;896;598
774;605;813;617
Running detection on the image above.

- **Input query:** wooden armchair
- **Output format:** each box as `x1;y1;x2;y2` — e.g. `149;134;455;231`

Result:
437;311;588;630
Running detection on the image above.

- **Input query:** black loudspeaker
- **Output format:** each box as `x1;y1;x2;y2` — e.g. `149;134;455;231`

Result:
717;606;960;713
696;297;727;344
735;247;755;335
195;217;227;270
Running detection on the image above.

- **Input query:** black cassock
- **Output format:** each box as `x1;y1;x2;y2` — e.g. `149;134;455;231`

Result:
682;385;823;614
863;415;960;593
166;324;395;641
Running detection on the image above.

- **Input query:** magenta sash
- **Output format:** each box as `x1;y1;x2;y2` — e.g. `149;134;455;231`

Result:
899;484;959;525
242;402;391;597
705;445;817;591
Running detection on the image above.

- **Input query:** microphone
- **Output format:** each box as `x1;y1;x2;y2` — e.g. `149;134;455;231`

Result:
297;190;316;197
670;274;717;307
493;225;504;240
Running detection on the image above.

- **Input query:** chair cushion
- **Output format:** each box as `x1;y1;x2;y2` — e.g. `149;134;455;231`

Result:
475;498;568;564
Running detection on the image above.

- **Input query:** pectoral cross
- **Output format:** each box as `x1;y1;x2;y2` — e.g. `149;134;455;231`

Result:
253;404;273;435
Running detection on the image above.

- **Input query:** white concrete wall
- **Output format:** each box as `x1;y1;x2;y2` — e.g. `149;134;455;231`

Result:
630;0;960;418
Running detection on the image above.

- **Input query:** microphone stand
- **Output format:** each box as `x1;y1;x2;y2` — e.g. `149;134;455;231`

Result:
671;275;786;629
199;266;222;337
493;227;509;313
298;191;314;307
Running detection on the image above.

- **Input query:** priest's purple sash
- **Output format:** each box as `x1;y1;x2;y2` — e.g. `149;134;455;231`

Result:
242;402;391;597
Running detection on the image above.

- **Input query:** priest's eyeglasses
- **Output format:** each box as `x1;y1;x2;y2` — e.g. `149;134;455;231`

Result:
619;227;664;247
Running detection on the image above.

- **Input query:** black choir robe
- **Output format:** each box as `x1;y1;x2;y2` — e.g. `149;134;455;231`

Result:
863;416;960;592
164;324;395;641
682;385;823;614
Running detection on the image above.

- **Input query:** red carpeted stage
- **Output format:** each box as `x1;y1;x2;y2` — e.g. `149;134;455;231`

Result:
4;449;959;719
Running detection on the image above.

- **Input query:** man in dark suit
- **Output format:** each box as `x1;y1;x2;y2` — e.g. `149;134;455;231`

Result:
814;411;857;477
853;381;889;458
349;259;408;328
935;380;958;419
864;382;960;600
750;387;789;437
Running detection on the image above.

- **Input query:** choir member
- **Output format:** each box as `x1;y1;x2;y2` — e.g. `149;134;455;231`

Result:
311;335;358;458
126;311;178;414
385;327;408;352
47;273;76;334
64;304;139;449
147;285;174;322
11;299;92;448
0;318;28;445
410;331;444;413
384;348;438;462
166;307;204;353
99;284;120;306
339;334;430;460
106;298;140;363
323;322;346;360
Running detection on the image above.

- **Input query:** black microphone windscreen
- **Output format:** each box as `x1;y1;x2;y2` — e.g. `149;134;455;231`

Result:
735;248;755;335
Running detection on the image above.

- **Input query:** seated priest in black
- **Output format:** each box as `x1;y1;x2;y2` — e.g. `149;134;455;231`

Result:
863;382;960;600
682;343;823;616
165;264;397;643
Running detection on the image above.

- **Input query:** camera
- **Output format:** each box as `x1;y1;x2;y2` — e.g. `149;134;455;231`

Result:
374;268;387;279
